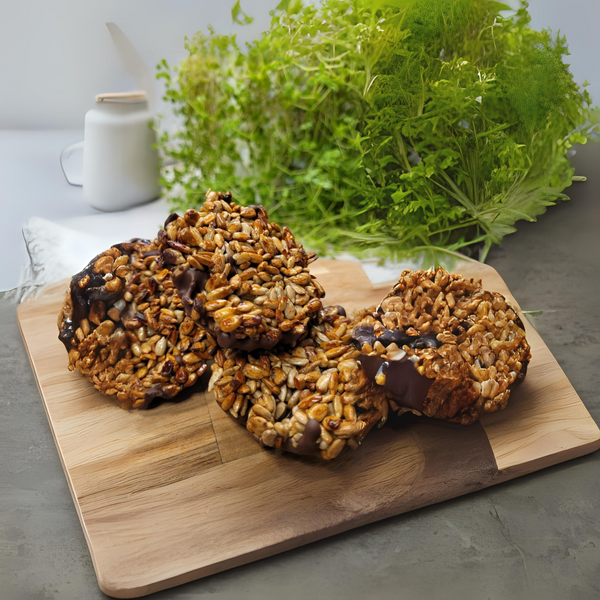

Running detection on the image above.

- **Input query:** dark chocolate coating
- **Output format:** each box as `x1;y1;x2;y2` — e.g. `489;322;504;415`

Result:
215;330;278;351
352;323;439;412
143;374;206;409
172;268;209;314
334;305;347;318
353;324;439;351
144;384;171;405
359;345;529;416
225;409;321;456
164;213;180;228
515;360;529;384
162;248;182;266
281;418;322;456
215;329;303;352
59;241;151;350
58;318;75;348
360;354;433;412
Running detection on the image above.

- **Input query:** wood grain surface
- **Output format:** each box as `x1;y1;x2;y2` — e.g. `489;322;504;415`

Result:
17;259;600;598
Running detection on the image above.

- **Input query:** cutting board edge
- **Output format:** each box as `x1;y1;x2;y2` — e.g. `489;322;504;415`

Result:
480;322;600;473
493;434;600;481
94;481;498;599
17;311;106;590
93;435;600;599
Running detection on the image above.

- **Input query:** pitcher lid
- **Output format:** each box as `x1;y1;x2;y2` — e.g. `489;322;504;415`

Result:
96;91;147;103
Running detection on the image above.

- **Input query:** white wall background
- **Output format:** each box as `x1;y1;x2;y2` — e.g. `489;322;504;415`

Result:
0;0;279;130
526;0;600;107
0;0;598;130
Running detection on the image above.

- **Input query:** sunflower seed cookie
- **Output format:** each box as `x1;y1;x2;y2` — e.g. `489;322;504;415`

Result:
209;306;389;459
58;239;216;409
158;190;325;352
352;268;531;425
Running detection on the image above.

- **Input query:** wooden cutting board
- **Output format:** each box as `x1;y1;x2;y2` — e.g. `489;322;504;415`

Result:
17;259;600;598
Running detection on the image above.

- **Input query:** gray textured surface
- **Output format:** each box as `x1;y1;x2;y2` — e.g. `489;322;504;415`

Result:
1;143;599;600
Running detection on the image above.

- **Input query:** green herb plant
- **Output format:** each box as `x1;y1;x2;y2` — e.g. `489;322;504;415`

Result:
157;0;598;263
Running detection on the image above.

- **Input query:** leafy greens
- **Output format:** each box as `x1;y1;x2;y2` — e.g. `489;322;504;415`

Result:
157;0;598;262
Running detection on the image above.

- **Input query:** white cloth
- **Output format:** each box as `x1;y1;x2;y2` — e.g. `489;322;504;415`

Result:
15;199;171;301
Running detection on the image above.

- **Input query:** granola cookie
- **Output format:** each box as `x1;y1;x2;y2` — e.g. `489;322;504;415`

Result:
352;268;531;425
158;190;325;352
209;306;389;460
58;239;216;409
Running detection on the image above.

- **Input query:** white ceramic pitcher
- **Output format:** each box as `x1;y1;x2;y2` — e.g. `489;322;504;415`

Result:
60;91;160;211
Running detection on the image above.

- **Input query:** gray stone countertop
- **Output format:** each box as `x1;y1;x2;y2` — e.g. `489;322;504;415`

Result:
1;143;599;600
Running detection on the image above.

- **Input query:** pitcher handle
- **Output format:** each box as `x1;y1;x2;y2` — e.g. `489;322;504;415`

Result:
60;141;84;186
